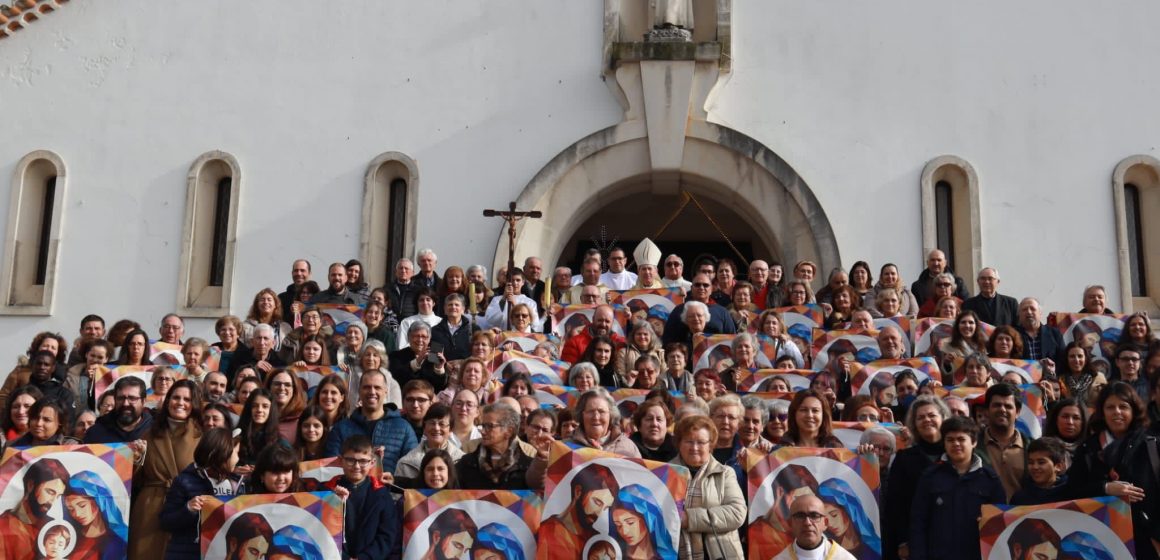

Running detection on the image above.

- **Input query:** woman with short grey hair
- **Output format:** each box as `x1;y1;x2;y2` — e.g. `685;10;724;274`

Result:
456;401;533;489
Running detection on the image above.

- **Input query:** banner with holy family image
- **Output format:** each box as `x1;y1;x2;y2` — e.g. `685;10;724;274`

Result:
402;489;543;560
0;443;134;560
538;442;689;560
746;447;882;560
199;492;345;560
978;496;1135;559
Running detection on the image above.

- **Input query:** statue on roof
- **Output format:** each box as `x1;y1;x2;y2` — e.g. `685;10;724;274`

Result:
648;0;694;42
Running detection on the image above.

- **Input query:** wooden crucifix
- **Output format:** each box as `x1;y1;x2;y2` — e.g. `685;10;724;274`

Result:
483;201;542;327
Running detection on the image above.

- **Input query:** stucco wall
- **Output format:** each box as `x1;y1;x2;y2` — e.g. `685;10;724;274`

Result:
1;0;1157;365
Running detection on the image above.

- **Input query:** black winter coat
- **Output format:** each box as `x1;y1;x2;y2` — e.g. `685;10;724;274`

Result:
456;444;533;490
1065;429;1160;560
909;460;1006;560
160;464;244;560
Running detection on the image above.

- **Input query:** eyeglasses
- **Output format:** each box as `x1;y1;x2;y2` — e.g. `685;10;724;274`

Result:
115;395;142;403
790;290;807;296
452;400;478;409
693;283;711;288
666;262;681;267
480;422;504;431
405;396;432;405
424;420;450;429
791;512;826;523
936;283;952;288
513;313;531;319
856;414;881;422
342;457;374;467
271;381;293;389
1118;356;1141;362
773;413;789;422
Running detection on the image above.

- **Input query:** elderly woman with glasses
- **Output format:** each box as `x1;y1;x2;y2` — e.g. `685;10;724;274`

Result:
456;401;533;489
672;414;746;559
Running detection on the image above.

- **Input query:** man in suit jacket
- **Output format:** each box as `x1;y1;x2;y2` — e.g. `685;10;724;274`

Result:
962;267;1019;327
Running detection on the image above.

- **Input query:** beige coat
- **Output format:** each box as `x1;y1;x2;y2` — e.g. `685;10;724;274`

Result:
674;455;746;560
129;421;201;560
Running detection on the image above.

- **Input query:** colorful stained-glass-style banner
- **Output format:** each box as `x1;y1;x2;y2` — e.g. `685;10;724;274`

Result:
978;496;1135;560
0;443;134;560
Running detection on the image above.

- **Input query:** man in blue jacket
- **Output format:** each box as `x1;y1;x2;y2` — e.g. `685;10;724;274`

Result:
325;370;417;473
910;415;1006;560
329;434;400;560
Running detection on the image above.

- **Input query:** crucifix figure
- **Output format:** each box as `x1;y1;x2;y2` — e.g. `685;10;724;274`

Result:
483;201;542;328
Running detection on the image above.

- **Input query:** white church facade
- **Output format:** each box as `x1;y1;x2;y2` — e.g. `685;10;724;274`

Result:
1;0;1158;360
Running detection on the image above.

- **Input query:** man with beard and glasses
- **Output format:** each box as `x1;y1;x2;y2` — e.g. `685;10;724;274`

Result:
420;507;478;560
539;463;621;554
83;376;152;467
0;458;70;560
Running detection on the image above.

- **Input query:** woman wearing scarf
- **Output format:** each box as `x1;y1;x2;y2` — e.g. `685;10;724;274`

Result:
455;401;533;489
883;395;949;560
671;414;745;559
63;470;129;560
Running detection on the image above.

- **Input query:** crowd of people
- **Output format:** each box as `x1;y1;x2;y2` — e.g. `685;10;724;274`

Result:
1;241;1159;560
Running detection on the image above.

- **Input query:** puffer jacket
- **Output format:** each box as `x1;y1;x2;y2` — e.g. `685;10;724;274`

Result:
324;409;418;474
674;455;746;560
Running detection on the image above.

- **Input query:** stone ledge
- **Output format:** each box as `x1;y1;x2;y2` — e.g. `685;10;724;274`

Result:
611;41;722;66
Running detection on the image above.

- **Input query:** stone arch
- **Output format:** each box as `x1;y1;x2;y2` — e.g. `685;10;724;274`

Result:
491;120;840;277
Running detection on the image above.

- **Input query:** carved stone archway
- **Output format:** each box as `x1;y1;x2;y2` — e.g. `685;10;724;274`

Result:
490;120;841;276
490;0;839;277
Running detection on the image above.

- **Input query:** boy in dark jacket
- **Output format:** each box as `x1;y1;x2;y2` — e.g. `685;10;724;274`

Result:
910;416;1006;560
1011;437;1068;505
329;434;401;560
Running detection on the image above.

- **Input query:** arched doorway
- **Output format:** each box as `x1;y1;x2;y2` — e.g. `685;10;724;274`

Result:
491;120;841;276
560;187;774;272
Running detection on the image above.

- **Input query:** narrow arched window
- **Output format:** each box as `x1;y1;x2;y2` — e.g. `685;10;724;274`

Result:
1113;156;1160;313
934;179;956;271
360;153;419;288
1125;184;1146;297
1;151;67;315
921;156;981;291
177;152;241;316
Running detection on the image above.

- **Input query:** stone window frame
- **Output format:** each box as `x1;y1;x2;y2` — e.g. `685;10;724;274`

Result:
0;149;67;315
176;150;241;317
920;155;982;294
359;151;419;289
1112;155;1160;314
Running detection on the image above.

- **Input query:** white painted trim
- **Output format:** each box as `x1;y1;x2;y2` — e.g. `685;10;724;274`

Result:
0;150;67;316
360;152;419;289
1112;154;1160;314
176;151;241;317
920;155;982;294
